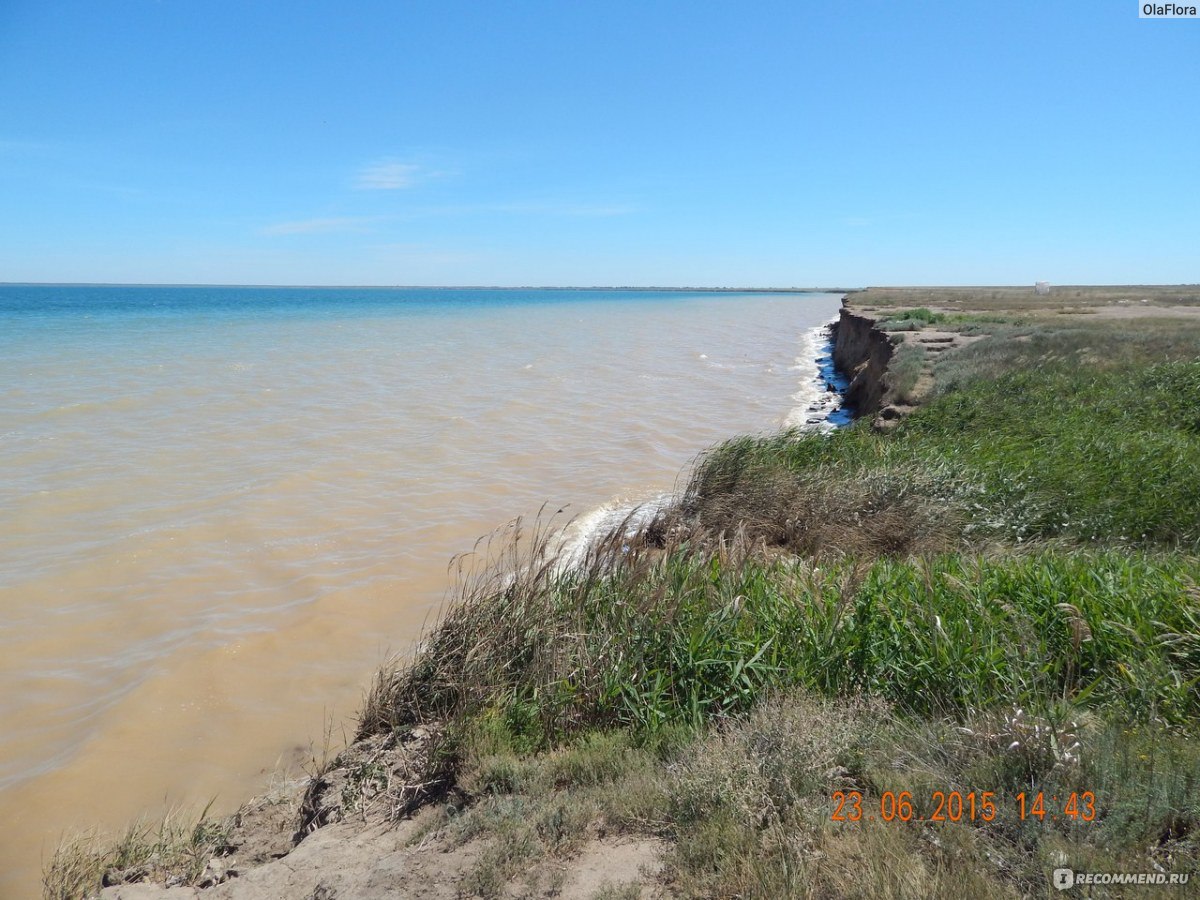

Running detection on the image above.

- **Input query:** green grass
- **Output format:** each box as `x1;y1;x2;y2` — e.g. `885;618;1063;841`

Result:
885;339;926;402
932;318;1200;390
852;284;1200;313
878;307;946;330
362;538;1200;747
876;307;1028;333
687;356;1200;552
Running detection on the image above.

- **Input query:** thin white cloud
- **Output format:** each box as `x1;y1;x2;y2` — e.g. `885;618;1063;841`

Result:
262;216;377;236
490;201;637;217
382;200;638;219
355;160;421;190
0;137;57;154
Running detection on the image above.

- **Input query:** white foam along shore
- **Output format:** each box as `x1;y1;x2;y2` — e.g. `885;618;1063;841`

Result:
553;317;847;570
784;317;846;432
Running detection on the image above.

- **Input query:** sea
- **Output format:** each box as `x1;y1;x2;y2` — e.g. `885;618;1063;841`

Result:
0;285;844;895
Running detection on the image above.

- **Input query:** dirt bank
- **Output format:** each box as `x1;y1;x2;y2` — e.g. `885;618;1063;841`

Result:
830;306;891;417
830;298;981;428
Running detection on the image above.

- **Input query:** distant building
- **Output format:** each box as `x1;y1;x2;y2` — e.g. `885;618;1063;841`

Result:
1035;281;1051;295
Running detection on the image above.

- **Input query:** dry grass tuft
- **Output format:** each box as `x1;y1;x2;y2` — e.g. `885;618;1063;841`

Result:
357;506;698;743
44;806;233;899
359;513;599;739
676;450;970;560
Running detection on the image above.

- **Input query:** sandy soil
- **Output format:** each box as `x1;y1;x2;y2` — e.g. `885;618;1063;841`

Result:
99;817;664;900
96;733;666;900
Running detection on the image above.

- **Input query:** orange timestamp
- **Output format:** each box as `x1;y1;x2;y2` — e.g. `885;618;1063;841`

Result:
831;790;1097;823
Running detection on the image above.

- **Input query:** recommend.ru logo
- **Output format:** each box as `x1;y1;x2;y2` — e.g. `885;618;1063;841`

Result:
1053;867;1191;889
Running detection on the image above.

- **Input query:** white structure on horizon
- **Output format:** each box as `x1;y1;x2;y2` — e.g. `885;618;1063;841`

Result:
1035;281;1051;295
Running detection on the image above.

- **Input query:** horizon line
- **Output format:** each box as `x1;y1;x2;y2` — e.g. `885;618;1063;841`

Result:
4;281;1196;291
0;281;863;292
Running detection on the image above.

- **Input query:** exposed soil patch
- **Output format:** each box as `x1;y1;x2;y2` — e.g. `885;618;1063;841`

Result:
98;822;665;900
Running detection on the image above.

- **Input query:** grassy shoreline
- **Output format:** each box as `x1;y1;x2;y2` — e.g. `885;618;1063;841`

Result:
51;286;1200;899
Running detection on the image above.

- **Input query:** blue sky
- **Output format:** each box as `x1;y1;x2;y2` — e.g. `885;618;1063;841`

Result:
0;1;1196;286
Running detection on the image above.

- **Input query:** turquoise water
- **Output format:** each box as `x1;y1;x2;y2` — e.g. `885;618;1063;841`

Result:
0;285;843;892
1;284;783;321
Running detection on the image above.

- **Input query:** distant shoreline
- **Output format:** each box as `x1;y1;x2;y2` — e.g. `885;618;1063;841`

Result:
0;282;859;293
7;281;1198;294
